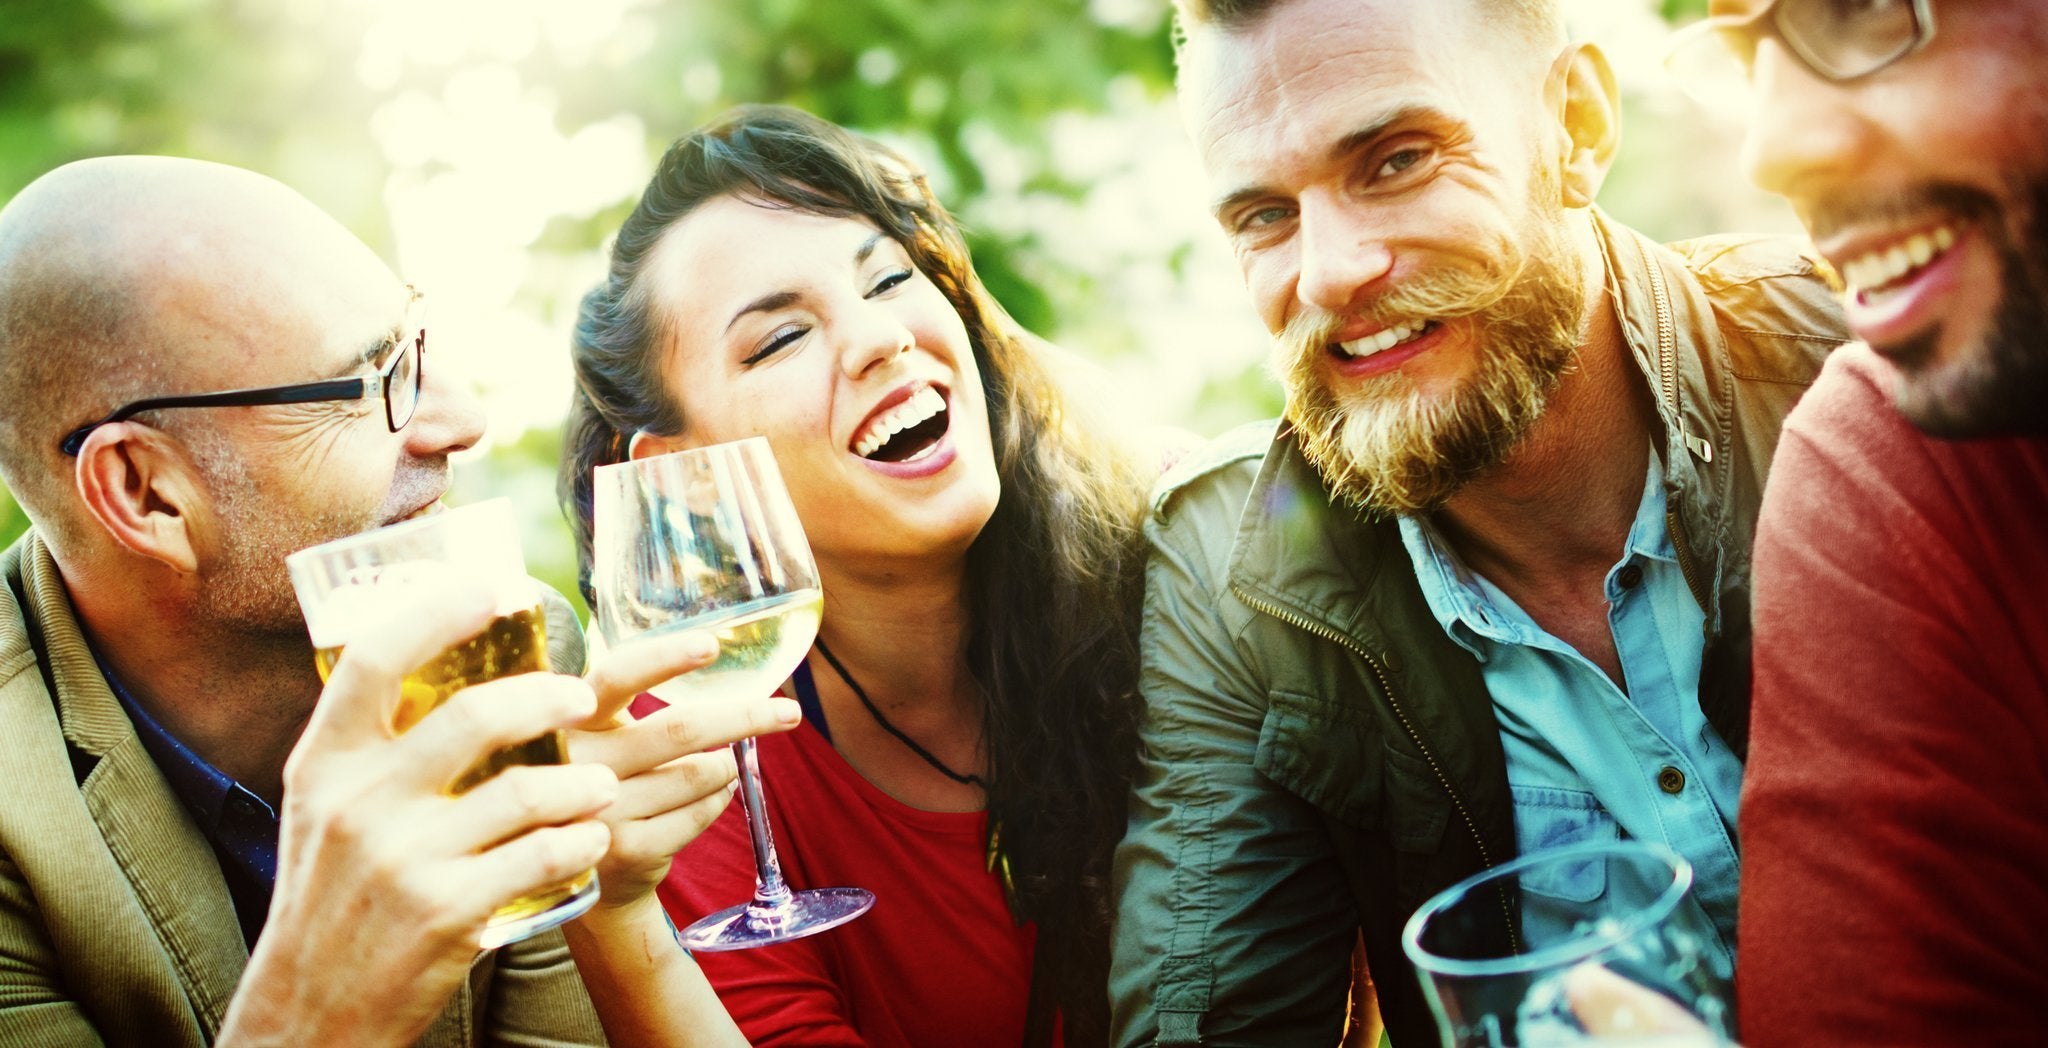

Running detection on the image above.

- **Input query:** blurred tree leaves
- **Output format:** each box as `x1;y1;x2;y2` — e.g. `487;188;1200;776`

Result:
0;0;392;244
1;485;24;549
544;0;1179;337
1660;0;1709;22
0;0;1182;334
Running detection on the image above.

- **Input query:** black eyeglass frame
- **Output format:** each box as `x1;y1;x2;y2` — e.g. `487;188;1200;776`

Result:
1680;0;1936;84
59;290;427;457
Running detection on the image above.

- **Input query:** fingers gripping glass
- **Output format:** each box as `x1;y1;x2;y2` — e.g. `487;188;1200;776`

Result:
59;290;427;456
1664;0;1935;113
285;499;600;948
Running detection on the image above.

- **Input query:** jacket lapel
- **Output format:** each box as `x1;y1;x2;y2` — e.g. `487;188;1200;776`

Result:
21;535;250;1039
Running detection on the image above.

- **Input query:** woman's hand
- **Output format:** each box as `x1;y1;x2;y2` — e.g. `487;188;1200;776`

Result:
559;628;797;1048
569;628;802;911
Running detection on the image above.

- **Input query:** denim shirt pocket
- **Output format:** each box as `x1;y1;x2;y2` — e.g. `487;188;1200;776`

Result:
1510;786;1619;902
1254;689;1381;830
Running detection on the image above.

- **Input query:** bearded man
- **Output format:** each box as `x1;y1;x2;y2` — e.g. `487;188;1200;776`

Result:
1107;0;1848;1044
1673;0;2048;1043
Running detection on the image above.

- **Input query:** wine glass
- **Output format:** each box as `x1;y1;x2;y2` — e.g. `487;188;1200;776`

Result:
1402;840;1735;1046
588;436;874;950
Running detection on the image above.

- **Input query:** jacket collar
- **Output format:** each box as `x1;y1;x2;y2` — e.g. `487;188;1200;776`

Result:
1595;209;1736;629
10;533;133;759
1226;208;1736;638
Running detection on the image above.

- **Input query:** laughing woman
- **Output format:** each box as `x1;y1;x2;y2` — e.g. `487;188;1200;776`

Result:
559;106;1150;1047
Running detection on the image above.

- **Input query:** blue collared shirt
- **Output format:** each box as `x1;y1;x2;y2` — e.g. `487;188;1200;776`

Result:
1396;449;1744;969
100;656;280;947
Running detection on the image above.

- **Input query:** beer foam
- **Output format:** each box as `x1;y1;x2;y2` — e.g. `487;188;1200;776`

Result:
289;499;534;648
301;561;531;649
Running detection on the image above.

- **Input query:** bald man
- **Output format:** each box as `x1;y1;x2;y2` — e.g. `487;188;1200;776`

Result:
1109;0;1850;1043
0;158;620;1046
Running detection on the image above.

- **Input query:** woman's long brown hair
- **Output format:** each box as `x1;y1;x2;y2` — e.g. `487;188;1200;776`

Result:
559;105;1146;1044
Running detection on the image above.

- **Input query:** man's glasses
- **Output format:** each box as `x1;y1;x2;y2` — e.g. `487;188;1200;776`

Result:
1664;0;1936;117
60;291;427;457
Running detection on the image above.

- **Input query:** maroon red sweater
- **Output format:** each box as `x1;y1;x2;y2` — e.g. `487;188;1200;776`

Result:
1740;344;2048;1046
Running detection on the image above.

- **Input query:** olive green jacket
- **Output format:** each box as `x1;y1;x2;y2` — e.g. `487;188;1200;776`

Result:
1109;211;1848;1047
0;530;605;1046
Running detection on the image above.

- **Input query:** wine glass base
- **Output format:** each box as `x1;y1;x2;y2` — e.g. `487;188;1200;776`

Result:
479;869;600;949
678;886;875;952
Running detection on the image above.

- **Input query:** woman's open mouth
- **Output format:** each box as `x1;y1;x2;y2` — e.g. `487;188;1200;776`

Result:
851;383;951;464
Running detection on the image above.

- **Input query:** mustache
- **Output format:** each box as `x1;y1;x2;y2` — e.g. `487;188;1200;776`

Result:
1798;182;1999;243
378;463;451;524
1275;256;1522;368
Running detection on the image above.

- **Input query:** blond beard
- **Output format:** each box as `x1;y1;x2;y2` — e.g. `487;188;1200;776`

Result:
1278;206;1588;517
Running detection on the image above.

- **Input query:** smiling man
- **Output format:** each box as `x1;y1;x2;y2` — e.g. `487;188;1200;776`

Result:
1692;0;2048;1043
1107;0;1849;1043
0;156;616;1046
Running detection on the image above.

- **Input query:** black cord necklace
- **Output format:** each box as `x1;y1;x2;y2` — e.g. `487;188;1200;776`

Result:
813;637;987;789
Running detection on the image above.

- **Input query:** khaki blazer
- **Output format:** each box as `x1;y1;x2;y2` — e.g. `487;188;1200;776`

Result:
0;530;606;1046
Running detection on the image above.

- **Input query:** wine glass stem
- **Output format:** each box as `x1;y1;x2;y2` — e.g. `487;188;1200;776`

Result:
732;738;793;911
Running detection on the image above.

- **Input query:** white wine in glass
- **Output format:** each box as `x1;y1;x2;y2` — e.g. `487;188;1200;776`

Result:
590;436;873;951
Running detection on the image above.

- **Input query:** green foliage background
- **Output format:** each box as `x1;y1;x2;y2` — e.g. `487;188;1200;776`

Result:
0;0;1768;615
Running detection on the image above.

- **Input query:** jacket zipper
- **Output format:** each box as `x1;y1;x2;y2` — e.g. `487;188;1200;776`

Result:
1665;509;1709;613
1633;228;1713;614
1640;230;1681;435
1632;227;1694;456
1231;584;1520;950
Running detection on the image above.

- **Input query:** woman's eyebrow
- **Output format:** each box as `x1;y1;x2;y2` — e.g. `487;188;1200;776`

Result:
724;232;893;334
853;231;887;266
725;290;800;335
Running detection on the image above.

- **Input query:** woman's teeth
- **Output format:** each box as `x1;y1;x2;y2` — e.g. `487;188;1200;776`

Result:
1842;225;1958;298
1338;321;1429;358
853;386;945;459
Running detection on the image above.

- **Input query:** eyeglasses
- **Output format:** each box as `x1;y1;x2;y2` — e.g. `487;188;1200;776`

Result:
60;289;427;457
1664;0;1937;116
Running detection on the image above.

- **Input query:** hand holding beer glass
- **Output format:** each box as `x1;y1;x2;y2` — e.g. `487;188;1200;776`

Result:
590;437;874;951
1402;841;1734;1047
287;498;600;947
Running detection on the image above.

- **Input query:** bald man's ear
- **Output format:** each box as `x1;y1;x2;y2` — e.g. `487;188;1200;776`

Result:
73;423;206;574
1552;42;1621;209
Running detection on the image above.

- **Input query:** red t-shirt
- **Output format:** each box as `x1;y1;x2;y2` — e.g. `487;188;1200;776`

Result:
635;690;1045;1047
1739;344;2048;1046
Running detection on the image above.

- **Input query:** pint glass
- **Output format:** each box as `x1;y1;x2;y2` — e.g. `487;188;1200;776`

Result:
286;498;598;948
1403;841;1733;1046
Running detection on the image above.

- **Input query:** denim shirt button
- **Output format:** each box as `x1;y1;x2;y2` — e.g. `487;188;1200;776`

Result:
1617;564;1644;589
1657;766;1686;794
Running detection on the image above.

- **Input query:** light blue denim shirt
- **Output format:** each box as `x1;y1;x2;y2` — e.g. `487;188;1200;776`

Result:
1396;448;1744;969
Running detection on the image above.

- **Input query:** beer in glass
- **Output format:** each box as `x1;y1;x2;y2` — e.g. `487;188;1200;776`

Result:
286;498;599;948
